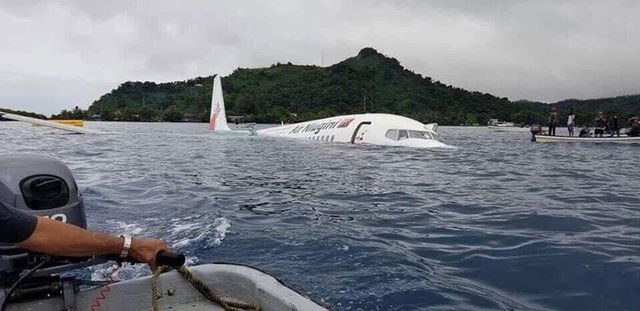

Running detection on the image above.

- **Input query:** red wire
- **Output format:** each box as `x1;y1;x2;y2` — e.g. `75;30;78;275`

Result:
89;265;120;311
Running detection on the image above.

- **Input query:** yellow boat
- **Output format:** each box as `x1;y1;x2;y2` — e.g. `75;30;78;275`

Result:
33;119;84;127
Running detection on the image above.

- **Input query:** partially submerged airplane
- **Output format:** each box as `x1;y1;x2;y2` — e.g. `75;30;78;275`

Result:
0;111;93;134
208;75;451;148
257;113;449;148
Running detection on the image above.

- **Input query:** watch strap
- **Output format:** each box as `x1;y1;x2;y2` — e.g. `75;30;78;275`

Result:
119;234;132;260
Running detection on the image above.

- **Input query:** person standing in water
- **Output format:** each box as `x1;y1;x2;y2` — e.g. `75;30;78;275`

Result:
567;109;576;136
548;107;559;136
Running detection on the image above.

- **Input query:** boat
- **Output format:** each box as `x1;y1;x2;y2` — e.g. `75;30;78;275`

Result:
53;119;84;127
533;134;640;143
487;119;529;132
32;119;84;128
0;154;327;311
487;125;530;132
3;263;327;311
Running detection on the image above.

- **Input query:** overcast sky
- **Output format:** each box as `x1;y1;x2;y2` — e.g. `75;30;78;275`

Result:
1;0;639;115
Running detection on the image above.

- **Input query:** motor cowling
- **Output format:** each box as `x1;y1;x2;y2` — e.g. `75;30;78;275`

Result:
0;153;88;274
0;153;86;228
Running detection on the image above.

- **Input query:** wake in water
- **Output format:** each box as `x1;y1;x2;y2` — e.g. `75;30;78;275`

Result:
89;217;231;281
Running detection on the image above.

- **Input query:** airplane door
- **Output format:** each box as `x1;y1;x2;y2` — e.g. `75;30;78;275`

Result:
350;121;372;144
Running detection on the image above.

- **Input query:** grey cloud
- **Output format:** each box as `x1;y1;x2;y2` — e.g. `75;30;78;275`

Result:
1;1;639;115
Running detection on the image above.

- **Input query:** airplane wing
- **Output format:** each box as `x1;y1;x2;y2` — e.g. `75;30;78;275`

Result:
0;112;93;134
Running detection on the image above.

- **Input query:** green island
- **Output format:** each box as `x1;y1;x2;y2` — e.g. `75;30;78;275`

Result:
0;108;47;120
6;48;640;126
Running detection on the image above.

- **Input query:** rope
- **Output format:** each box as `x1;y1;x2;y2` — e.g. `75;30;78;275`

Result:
151;266;260;311
150;267;163;311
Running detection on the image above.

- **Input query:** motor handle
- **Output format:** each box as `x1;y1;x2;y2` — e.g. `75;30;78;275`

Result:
156;251;185;268
105;251;185;268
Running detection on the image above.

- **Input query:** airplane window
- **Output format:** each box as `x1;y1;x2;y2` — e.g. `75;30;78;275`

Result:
385;129;398;140
409;130;426;139
398;130;409;140
330;135;335;142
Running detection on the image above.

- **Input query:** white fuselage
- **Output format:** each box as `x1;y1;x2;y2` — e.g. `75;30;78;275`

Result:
257;113;450;148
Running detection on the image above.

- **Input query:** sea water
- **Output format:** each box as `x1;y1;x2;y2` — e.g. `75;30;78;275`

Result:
1;121;639;310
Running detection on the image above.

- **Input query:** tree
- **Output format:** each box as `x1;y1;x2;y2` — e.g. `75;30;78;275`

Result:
70;47;640;125
163;106;183;122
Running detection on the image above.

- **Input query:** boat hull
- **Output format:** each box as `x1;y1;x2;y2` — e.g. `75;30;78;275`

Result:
534;135;640;143
488;126;530;132
5;264;327;311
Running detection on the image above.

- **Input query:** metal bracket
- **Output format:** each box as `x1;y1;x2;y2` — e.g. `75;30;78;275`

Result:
61;279;76;311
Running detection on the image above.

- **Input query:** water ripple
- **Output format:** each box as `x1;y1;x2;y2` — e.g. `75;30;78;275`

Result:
2;122;639;310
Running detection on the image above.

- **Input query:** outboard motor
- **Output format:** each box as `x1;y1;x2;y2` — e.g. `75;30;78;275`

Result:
530;124;542;142
0;154;184;310
0;154;97;306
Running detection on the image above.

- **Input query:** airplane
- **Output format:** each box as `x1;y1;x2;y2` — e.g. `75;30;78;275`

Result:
208;75;451;148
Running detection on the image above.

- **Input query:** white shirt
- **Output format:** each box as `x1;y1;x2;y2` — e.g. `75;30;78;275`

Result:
567;114;575;126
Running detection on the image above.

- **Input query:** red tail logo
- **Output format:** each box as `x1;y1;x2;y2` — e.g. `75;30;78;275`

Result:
209;105;220;130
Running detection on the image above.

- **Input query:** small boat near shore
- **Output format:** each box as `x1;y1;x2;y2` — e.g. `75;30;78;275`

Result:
487;119;529;132
488;125;530;132
534;134;640;143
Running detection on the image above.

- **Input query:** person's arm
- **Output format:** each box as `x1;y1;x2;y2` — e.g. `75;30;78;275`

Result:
17;217;170;270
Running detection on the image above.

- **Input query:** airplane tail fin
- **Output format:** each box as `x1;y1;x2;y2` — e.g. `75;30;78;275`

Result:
209;75;231;131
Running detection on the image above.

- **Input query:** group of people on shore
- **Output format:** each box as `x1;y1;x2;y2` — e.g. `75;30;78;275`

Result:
548;108;640;137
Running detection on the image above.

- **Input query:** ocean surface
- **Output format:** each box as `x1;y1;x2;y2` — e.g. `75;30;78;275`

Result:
1;121;639;310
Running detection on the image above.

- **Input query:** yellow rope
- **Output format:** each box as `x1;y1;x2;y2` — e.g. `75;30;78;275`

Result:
151;266;260;311
150;268;163;311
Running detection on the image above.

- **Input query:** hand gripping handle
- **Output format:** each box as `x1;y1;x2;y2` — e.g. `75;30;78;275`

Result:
155;251;185;268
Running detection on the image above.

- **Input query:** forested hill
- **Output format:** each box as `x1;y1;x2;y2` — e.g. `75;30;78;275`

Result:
84;48;639;125
553;95;640;121
510;94;640;126
0;108;47;121
86;48;518;124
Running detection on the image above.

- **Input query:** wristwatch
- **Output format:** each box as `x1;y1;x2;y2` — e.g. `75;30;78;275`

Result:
119;234;132;261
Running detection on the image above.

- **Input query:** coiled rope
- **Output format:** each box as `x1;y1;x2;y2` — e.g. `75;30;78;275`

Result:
151;266;261;311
